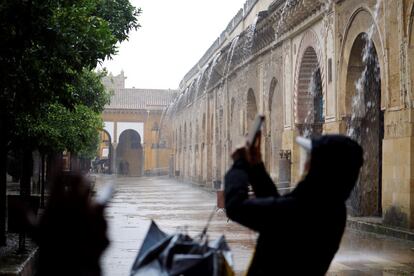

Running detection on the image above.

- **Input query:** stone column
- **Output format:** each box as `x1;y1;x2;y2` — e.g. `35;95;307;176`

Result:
169;154;174;177
382;109;414;229
281;127;301;186
111;143;117;175
278;150;291;192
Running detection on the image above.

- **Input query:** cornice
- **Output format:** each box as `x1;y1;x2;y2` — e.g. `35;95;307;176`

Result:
103;109;163;115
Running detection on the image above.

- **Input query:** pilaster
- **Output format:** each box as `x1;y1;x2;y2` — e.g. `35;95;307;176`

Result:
111;142;118;174
382;108;414;228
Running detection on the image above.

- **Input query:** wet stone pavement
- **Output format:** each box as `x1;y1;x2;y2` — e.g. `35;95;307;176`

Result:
97;175;414;276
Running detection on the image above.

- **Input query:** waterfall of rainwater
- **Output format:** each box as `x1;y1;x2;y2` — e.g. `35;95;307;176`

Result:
297;0;333;138
159;106;167;135
275;0;294;40
239;16;258;60
347;0;383;217
248;17;258;53
347;0;382;138
158;107;169;148
203;53;221;94
224;36;240;149
301;68;323;138
224;36;240;77
303;70;317;138
195;66;207;96
160;93;177;132
322;0;334;13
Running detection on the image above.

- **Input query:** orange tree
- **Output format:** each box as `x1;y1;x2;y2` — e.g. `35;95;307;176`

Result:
0;0;140;246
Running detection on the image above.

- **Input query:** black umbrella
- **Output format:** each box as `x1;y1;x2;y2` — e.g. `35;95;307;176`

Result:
130;220;234;276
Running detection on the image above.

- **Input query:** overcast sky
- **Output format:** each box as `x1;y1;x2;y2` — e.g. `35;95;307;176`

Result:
100;0;247;90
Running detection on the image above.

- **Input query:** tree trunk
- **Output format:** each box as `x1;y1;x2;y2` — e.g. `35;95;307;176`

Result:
46;152;63;190
18;149;33;252
0;118;7;246
41;153;45;208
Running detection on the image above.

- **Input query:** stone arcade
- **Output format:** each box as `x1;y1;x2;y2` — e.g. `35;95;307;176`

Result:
160;0;414;230
98;72;177;176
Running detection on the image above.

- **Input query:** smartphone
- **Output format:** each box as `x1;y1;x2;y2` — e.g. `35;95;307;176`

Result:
95;182;115;206
246;114;265;146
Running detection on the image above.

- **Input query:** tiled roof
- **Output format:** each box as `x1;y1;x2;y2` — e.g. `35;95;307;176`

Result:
105;88;178;110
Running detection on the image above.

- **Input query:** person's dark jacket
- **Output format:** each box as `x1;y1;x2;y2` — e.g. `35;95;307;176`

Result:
225;135;363;276
36;174;109;276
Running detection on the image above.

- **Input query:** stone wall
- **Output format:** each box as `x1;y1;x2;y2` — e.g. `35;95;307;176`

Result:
101;110;168;176
100;73;177;176
162;0;414;229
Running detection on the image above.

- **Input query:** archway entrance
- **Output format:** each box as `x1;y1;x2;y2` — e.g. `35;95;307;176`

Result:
207;115;213;184
346;33;383;217
268;78;283;179
96;130;112;174
201;114;205;183
229;98;236;167
116;129;143;176
184;123;187;178
296;47;323;137
215;109;223;185
246;89;258;132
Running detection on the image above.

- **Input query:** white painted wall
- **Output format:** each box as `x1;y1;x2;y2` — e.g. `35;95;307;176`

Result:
104;122;114;141
117;122;144;144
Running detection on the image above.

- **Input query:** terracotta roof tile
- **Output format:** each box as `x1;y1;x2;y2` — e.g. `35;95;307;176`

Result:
106;88;178;110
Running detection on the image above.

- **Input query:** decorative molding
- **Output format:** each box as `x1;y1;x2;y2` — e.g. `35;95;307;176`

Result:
293;29;326;124
103;109;162;115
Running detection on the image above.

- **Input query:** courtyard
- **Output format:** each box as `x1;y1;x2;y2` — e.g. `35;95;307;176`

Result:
98;176;414;276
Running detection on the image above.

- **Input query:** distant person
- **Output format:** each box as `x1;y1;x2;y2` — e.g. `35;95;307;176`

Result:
103;161;109;174
119;160;124;175
225;133;363;275
35;173;109;276
124;161;130;176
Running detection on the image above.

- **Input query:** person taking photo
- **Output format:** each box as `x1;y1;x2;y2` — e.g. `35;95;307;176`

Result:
225;130;363;275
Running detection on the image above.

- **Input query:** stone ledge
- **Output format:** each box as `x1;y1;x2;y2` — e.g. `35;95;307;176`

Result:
347;216;414;241
186;179;414;242
0;235;39;276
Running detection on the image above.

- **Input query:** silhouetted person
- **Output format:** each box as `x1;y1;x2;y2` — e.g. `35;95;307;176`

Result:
124;161;129;176
35;173;109;276
119;160;124;175
225;133;363;275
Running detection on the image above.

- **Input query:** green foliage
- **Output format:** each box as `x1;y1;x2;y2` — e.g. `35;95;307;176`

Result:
18;104;103;158
71;68;111;113
96;0;142;43
14;67;111;157
0;0;140;245
0;0;120;111
0;0;139;151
